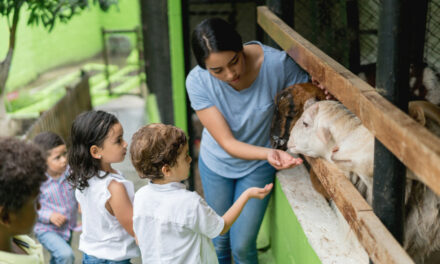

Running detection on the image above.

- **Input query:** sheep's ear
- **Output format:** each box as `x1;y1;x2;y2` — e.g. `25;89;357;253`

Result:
317;126;333;145
304;98;318;110
306;100;320;119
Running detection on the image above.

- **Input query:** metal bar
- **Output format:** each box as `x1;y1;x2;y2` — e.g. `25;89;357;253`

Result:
373;0;411;244
102;29;138;34
346;0;360;73
139;0;174;124
408;0;428;66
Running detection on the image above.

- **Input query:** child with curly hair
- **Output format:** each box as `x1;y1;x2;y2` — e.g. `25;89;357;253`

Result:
0;137;47;264
130;123;273;264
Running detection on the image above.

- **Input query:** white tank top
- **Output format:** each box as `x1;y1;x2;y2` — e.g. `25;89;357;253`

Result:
75;170;139;261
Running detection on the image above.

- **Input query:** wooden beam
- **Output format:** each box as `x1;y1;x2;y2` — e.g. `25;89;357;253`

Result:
305;156;414;264
257;6;440;196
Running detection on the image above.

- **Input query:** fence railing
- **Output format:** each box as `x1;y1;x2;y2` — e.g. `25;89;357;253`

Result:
24;74;92;142
257;5;440;264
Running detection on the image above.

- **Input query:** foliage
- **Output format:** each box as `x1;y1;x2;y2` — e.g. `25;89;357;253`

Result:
0;0;117;31
0;0;118;126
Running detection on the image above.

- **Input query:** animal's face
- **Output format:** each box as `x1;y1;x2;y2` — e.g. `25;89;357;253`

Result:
287;101;331;158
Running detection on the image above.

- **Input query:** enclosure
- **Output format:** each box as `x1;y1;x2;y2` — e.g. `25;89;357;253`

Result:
1;0;440;263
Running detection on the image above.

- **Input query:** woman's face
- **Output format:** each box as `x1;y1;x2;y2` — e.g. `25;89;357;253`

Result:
205;50;245;87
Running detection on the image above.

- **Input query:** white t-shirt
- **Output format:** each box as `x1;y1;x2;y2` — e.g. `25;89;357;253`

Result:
133;182;224;264
75;171;140;261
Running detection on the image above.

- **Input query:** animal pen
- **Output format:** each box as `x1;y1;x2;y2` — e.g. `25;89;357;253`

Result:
257;2;440;264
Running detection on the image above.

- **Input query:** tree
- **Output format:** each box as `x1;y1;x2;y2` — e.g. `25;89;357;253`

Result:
0;0;117;135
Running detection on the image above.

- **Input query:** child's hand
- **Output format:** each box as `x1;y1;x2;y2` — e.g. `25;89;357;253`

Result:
246;183;274;200
50;212;67;227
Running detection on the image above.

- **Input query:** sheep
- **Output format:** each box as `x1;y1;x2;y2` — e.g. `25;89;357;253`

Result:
287;99;440;263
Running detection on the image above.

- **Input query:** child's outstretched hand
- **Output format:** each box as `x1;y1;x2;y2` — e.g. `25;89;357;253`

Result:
50;212;67;227
246;183;274;200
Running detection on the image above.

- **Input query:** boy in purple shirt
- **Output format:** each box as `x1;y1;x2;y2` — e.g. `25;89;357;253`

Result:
33;132;78;264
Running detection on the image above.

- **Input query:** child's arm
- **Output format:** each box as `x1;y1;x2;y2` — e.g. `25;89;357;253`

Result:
37;191;66;227
220;183;273;235
107;180;135;237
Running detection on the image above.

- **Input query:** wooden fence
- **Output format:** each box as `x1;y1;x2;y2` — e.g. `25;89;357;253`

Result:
258;6;440;264
24;74;92;142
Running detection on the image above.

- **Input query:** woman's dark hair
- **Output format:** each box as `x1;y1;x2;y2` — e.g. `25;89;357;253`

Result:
33;131;65;158
0;137;47;221
191;17;243;69
67;110;119;191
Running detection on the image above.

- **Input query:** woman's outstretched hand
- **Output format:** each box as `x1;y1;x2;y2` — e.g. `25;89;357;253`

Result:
267;149;303;170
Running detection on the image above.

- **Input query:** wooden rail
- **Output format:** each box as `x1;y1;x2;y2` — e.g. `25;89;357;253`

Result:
258;6;440;196
306;156;412;264
257;6;420;264
25;74;92;142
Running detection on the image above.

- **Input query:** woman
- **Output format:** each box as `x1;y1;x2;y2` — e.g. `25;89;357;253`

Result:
186;17;309;264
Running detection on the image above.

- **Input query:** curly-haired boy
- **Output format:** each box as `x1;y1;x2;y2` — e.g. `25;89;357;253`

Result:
0;137;47;264
130;123;273;264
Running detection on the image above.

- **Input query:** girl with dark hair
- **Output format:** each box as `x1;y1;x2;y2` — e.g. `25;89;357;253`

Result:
186;17;310;263
67;110;139;263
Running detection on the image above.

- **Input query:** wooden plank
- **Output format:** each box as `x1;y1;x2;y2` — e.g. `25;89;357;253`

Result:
305;156;414;264
258;6;440;196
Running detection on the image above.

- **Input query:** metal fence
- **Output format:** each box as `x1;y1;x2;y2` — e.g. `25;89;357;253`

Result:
293;0;440;74
426;0;440;71
24;74;92;143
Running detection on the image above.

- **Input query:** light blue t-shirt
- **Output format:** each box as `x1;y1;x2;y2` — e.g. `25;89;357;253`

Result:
186;41;309;178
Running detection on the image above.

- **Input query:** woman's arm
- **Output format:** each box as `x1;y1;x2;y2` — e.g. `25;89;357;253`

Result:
106;180;135;237
196;106;302;170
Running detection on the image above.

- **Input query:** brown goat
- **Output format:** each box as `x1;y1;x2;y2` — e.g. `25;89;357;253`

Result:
270;83;329;199
270;83;327;150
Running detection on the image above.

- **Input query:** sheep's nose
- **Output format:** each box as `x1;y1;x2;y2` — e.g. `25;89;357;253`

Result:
287;141;295;150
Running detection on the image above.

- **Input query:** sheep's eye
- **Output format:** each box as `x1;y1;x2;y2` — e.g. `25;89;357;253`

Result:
303;121;308;127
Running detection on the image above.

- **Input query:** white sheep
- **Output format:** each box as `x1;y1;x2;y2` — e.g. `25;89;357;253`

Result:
287;99;375;203
287;99;440;263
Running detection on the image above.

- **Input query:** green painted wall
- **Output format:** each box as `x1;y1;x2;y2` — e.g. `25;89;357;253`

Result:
168;0;187;133
0;1;140;92
266;179;321;264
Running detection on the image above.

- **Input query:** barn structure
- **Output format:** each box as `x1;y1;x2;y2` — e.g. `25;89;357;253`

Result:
140;1;440;263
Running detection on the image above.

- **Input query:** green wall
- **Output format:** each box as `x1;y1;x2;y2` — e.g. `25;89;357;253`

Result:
0;1;140;92
267;179;321;264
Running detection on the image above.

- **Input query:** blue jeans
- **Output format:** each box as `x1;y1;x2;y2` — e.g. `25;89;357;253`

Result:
82;253;131;264
36;231;74;264
199;157;275;264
